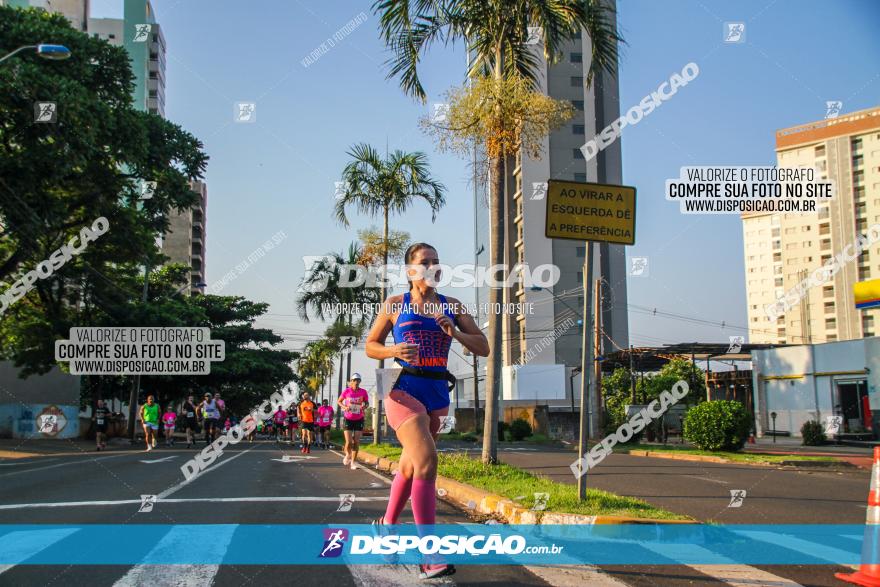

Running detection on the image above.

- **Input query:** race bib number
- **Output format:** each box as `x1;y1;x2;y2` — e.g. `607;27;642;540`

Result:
348;402;362;415
186;411;194;418
96;418;104;425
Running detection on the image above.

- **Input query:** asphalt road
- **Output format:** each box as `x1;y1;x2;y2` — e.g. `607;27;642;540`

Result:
0;440;869;586
480;446;872;524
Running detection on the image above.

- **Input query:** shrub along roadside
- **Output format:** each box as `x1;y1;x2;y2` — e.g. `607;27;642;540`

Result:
801;420;826;446
683;400;752;451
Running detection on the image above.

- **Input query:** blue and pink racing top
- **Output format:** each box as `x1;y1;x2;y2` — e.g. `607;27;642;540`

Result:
391;291;455;411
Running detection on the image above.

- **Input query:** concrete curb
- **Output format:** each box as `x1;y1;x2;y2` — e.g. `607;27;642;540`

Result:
356;451;694;525
627;450;731;464
628;449;854;469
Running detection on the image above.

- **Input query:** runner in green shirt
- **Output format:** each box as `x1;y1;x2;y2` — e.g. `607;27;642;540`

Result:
141;395;159;451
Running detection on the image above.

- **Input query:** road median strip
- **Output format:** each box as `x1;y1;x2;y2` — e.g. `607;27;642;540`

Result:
357;446;693;525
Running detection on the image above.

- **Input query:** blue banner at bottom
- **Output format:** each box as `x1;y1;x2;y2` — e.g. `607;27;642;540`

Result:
0;524;876;565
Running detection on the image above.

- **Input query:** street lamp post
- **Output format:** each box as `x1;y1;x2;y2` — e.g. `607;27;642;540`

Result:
0;44;71;65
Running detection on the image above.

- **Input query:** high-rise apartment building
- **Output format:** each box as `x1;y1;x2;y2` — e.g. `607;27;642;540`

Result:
473;9;629;427
89;1;203;293
743;106;880;344
2;0;90;32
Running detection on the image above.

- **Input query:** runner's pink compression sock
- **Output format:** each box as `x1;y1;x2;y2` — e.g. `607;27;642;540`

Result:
410;478;437;525
383;473;412;524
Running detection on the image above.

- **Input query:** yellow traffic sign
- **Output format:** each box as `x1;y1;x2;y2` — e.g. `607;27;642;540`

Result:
545;180;636;245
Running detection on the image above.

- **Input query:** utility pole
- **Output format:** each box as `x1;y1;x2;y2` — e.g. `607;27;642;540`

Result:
127;260;150;443
629;345;636;403
593;278;603;437
577;242;594;501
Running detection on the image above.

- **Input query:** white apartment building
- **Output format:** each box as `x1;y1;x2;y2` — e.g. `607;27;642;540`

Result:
473;8;629;434
743;106;880;344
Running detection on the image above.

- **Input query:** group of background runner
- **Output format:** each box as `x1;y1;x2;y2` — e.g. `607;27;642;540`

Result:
125;376;372;456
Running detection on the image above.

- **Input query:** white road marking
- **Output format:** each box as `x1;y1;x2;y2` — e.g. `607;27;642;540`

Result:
641;543;802;586
157;446;254;499
732;529;860;568
0;528;79;576
271;455;317;463
329;449;392;486
683;474;730;486
0;496;389;511
0;453;129;478
525;564;628;586
346;563;455;586
0;458;59;467
139;456;178;464
112;525;237;586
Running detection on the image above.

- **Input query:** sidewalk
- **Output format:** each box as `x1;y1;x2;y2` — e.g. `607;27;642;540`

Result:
0;436;155;459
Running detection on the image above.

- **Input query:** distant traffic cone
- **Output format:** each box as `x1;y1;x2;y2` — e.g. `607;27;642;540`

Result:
836;447;880;586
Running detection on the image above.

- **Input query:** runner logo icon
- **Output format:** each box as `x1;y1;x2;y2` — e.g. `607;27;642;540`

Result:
319;528;348;558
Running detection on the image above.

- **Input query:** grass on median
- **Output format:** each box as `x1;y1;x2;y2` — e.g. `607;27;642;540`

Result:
621;443;838;465
361;444;688;520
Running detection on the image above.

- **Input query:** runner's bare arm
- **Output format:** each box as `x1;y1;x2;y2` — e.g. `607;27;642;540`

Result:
436;296;489;357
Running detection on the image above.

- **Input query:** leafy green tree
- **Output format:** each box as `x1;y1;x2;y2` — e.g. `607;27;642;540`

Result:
373;0;623;464
0;6;207;377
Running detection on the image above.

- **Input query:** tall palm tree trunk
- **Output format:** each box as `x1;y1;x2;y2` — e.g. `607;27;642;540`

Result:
482;48;507;464
482;152;505;464
373;206;390;444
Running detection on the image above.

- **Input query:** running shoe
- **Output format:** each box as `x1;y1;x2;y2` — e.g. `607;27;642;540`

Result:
146;445;153;452
343;455;350;466
371;517;399;563
350;461;357;470
152;438;157;448
419;564;455;580
305;446;311;454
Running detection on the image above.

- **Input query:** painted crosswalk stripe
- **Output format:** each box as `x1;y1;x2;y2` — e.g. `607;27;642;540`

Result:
640;543;802;586
0;528;79;575
732;529;859;567
112;525;237;586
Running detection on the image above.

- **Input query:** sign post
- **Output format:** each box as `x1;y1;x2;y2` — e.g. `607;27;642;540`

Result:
545;180;636;501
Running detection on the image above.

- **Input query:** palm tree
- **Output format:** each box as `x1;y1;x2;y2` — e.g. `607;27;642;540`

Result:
296;242;380;397
334;143;446;326
372;0;623;464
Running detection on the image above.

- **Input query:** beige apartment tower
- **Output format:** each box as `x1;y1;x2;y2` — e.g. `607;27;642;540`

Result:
743;106;880;344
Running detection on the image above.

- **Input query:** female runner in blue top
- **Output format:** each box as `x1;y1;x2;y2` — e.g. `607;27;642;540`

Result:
365;242;489;580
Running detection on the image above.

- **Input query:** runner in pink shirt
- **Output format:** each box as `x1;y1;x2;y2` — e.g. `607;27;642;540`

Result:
272;406;287;442
337;374;369;469
162;406;177;447
316;400;334;449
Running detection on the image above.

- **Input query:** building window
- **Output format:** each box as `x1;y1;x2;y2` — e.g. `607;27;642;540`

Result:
570;76;583;87
574;173;587;182
824;301;835;313
852;137;863;151
823;286;834;298
815;144;825;157
826;318;836;329
572;124;585;135
571;100;584;111
573;148;585;159
570;52;583;63
572;30;582;40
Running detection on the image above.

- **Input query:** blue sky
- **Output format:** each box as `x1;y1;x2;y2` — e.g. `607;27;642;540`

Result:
89;0;880;382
